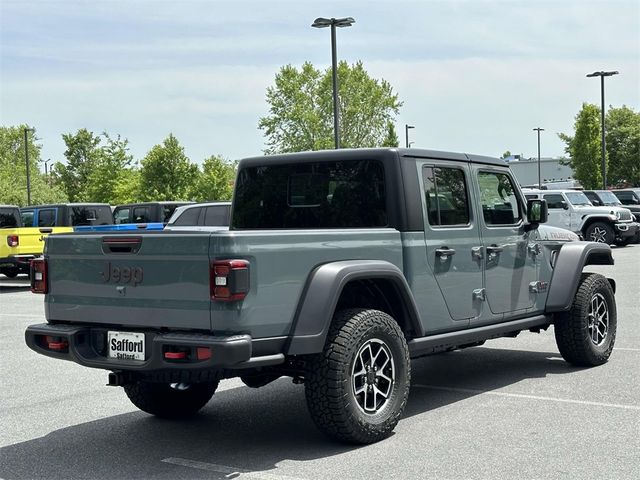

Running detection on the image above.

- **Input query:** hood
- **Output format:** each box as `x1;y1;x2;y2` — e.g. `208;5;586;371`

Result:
537;225;580;242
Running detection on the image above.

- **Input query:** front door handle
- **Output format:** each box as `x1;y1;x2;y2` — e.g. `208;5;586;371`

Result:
486;245;504;254
435;247;456;258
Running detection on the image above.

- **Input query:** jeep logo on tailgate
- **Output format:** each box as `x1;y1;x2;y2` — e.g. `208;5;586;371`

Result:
100;262;143;286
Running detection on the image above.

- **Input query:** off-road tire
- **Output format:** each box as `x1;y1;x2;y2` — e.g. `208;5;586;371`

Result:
584;222;615;245
304;308;410;444
124;380;218;418
554;273;616;367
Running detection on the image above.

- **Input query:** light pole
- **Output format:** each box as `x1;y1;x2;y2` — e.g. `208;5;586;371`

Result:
311;16;355;149
24;128;34;205
44;158;51;185
533;128;544;188
405;124;415;148
586;70;619;189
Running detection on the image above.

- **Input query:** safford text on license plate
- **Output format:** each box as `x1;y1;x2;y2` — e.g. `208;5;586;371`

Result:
108;331;145;361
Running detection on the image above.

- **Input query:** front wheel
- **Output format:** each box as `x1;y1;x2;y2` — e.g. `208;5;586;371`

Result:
124;380;218;418
554;273;617;367
584;222;615;244
305;309;410;444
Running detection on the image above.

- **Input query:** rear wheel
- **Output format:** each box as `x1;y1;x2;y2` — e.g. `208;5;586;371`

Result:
584;222;615;244
554;273;616;366
124;380;218;418
305;308;410;444
1;267;18;278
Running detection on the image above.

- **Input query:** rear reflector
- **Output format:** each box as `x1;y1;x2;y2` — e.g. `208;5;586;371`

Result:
164;351;187;360
7;235;18;247
45;335;68;351
30;258;48;294
210;259;249;302
196;347;212;361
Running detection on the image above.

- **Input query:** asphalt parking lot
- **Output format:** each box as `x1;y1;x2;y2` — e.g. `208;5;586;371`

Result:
1;245;638;480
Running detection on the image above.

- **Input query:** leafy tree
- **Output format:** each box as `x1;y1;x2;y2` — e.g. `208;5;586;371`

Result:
558;103;602;189
111;169;142;204
191;155;236;201
259;60;402;153
606;105;640;186
54;129;103;202
0;125;67;206
139;134;198;200
381;121;400;148
85;133;136;203
501;150;512;159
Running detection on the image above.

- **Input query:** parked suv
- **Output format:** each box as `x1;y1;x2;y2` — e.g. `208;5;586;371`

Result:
26;148;617;444
583;190;640;244
112;201;193;225
164;202;231;231
20;203;113;228
612;189;640;222
524;189;637;245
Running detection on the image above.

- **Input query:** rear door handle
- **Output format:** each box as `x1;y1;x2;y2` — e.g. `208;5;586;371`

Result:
435;247;456;258
486;245;504;254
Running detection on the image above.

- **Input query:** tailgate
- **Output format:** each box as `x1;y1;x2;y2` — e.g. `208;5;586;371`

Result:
5;227;73;256
46;232;211;330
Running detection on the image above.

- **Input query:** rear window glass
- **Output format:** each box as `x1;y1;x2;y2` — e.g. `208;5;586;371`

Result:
0;208;20;228
21;210;34;227
114;208;130;224
38;209;57;227
204;205;230;226
70;206;113;226
173;207;202;226
132;207;151;223
232;160;387;229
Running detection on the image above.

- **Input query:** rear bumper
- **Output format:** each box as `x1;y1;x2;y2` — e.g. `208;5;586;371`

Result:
24;323;278;372
0;255;37;272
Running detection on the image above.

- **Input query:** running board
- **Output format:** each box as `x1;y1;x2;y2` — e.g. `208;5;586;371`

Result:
408;315;552;358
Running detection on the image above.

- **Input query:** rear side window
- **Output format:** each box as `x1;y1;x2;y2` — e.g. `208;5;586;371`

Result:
163;205;179;223
37;209;57;227
422;166;470;226
21;210;34;227
477;171;522;225
114;208;130;224
0;208;20;228
232;160;387;229
614;191;634;204
173;207;202;226
204;205;230;226
132;207;150;223
543;194;565;209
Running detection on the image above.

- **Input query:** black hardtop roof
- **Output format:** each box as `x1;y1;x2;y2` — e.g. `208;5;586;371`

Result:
0;205;20;209
239;148;506;167
21;203;111;209
114;201;194;208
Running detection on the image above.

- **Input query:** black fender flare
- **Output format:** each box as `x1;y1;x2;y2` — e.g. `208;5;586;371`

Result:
545;241;615;313
285;260;423;355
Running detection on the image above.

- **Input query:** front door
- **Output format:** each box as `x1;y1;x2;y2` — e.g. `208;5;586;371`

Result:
421;163;484;322
474;168;539;315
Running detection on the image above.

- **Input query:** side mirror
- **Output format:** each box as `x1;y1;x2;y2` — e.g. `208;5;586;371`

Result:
592;200;602;206
525;199;548;231
632;198;640;205
561;201;569;210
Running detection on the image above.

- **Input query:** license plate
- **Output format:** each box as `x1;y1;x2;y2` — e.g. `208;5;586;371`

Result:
108;331;145;361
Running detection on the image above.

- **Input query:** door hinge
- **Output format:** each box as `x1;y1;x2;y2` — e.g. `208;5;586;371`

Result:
471;246;484;260
473;288;486;301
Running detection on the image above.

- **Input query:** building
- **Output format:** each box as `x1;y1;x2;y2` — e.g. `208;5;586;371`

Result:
505;156;576;188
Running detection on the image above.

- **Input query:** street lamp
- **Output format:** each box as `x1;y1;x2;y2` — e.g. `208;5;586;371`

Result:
533;128;544;188
311;16;355;149
23;128;34;205
405;124;415;148
586;70;619;189
44;158;51;185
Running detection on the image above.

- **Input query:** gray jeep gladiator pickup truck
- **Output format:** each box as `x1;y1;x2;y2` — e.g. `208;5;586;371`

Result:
26;148;617;444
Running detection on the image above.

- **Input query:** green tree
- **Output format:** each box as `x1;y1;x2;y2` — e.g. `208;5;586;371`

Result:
139;134;198;200
259;61;402;153
85;133;136;203
606;105;640;186
191;155;236;201
54;129;103;202
501;150;512;159
558;103;602;189
0;125;67;206
381;121;400;147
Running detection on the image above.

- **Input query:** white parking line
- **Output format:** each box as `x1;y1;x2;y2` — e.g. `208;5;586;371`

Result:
414;384;640;411
614;347;640;352
162;457;306;480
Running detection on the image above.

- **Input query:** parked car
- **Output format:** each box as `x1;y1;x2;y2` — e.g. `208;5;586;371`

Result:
1;205;73;278
112;202;192;225
26;148;617;444
524;189;638;245
583;190;640;244
164;202;231;231
611;189;640;222
20;203;113;227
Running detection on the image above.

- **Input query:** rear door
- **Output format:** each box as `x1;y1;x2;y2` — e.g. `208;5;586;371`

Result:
421;162;483;324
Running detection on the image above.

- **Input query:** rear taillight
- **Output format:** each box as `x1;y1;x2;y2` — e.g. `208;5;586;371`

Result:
210;259;249;302
7;235;18;247
30;258;48;294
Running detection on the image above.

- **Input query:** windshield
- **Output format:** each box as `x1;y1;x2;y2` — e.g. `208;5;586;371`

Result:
565;192;592;206
596;191;622;206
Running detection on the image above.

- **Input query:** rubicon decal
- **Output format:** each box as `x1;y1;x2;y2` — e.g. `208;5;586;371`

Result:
100;262;143;286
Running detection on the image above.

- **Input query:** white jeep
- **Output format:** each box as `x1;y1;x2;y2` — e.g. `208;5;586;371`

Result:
524;189;639;245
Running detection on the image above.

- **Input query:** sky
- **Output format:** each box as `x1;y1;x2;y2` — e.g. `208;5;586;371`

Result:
1;0;639;170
